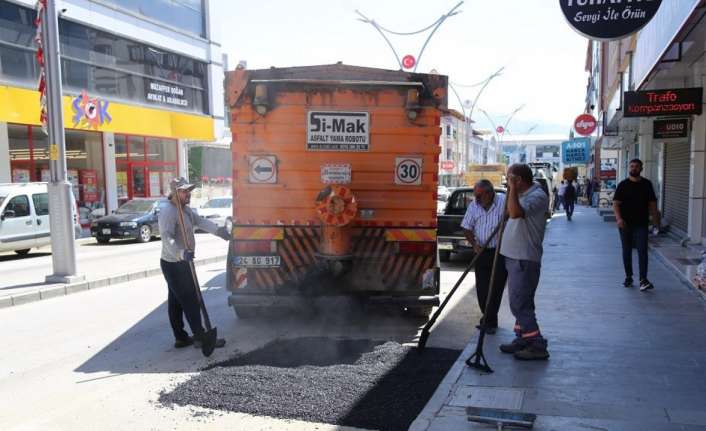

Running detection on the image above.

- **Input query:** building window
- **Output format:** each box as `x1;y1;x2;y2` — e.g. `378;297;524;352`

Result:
7;124;106;219
115;134;178;203
0;0;209;114
98;0;206;37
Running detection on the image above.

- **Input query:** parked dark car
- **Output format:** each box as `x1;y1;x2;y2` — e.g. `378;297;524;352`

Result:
437;186;506;262
90;198;161;244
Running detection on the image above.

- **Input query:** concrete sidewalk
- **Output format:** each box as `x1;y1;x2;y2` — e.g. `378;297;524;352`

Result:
0;234;227;309
413;206;706;431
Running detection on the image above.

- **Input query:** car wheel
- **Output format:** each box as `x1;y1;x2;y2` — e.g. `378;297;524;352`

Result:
137;225;152;243
439;250;451;262
14;249;31;256
96;237;110;244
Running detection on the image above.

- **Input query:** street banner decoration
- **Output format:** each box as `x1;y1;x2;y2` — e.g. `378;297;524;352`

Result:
574;113;597;136
559;0;662;41
72;91;112;129
562;137;591;165
653;118;689;139
34;0;48;134
624;88;703;118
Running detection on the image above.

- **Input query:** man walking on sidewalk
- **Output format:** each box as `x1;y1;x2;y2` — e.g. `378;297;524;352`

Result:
159;177;231;349
461;179;507;335
564;180;576;221
613;159;660;291
499;164;550;360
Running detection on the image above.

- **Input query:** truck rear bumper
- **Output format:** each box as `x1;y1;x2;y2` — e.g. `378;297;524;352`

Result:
228;293;439;309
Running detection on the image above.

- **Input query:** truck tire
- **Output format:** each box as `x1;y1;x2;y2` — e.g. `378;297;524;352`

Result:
96;237;110;244
439;250;451;262
14;249;31;256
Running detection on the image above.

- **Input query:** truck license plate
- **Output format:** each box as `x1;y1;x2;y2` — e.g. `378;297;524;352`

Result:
234;255;281;267
438;242;453;250
102;228;111;235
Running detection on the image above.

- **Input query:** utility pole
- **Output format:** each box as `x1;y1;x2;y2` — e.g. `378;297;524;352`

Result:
40;0;83;284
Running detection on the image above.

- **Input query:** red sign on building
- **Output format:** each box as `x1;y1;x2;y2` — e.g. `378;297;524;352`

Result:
440;161;455;171
79;169;98;202
624;88;703;118
574;113;597;136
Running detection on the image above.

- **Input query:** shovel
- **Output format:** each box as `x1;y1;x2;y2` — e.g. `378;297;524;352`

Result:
174;192;218;357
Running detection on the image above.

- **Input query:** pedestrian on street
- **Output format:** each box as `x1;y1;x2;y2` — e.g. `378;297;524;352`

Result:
159;177;231;349
564;180;576;221
591;178;601;208
586;178;593;205
557;180;567;210
612;159;660;291
461;179;507;335
499;164;550;360
552;184;559;212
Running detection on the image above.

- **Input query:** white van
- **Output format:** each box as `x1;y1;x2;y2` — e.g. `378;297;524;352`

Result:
0;183;81;255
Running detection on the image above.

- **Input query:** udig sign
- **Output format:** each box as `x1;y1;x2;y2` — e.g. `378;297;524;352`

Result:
559;0;662;41
574;113;597;136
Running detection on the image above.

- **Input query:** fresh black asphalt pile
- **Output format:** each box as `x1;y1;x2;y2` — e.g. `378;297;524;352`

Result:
160;337;460;430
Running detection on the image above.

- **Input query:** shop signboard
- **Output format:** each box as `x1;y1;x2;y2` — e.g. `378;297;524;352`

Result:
79;169;98;202
440;161;455;171
559;0;662;41
562;137;591;165
653;118;689;139
145;80;190;108
624;88;703;118
574;113;597;136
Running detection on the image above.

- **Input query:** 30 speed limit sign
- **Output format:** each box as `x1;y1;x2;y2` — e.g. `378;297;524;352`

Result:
395;157;422;185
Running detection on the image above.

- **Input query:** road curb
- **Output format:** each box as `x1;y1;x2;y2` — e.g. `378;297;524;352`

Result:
649;243;705;301
409;335;479;431
0;255;227;310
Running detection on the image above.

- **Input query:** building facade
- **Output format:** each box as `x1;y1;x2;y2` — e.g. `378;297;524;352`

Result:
500;134;567;174
439;110;469;187
0;0;224;220
588;0;706;243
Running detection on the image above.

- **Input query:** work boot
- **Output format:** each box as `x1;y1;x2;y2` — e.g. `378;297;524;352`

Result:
499;337;529;354
623;277;633;288
639;278;655;292
174;337;194;349
193;337;226;349
513;337;550;361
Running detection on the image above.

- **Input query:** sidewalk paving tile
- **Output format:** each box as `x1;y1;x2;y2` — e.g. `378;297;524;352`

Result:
414;206;706;431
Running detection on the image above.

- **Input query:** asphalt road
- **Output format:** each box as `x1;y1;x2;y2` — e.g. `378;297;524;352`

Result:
0;233;227;296
0;254;481;430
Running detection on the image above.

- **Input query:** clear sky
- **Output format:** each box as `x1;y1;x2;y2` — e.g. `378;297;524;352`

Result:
217;0;589;135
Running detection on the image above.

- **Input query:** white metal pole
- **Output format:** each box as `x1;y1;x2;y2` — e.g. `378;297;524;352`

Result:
42;0;83;284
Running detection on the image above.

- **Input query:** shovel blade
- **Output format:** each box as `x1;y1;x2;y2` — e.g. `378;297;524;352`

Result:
200;327;218;357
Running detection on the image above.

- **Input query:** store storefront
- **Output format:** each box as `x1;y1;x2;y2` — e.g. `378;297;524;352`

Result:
0;0;218;220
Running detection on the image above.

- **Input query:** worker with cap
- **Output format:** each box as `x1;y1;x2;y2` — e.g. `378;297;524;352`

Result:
159;177;231;349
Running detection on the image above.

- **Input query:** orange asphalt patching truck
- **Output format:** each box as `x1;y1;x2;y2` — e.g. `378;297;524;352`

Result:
224;64;448;317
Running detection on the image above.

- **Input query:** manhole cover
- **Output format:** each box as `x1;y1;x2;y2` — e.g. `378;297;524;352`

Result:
450;386;524;410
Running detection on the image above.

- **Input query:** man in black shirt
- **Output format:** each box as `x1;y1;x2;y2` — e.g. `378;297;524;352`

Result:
612;159;660;291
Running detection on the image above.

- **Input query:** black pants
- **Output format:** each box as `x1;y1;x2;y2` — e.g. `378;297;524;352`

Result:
474;248;508;328
565;200;575;219
619;225;649;280
160;259;204;341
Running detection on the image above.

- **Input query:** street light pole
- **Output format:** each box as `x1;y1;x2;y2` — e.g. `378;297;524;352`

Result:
41;0;83;284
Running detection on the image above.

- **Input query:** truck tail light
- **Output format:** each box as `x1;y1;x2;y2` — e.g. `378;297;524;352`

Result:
235;241;276;254
398;242;435;256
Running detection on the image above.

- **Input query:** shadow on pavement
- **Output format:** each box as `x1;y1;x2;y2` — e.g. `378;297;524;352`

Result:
75;270;428;376
0;281;52;291
0;252;51;262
